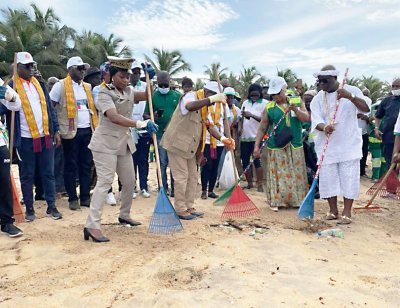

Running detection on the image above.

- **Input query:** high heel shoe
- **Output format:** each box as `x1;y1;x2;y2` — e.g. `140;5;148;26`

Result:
83;228;110;242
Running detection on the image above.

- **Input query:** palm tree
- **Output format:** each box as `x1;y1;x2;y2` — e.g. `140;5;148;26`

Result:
346;77;361;87
144;48;191;76
359;75;390;103
277;68;298;89
203;62;228;80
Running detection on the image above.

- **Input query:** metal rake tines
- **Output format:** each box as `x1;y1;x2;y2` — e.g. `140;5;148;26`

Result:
221;201;260;219
148;213;183;234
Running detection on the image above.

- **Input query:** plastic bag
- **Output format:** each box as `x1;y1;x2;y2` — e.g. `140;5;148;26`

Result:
219;151;238;189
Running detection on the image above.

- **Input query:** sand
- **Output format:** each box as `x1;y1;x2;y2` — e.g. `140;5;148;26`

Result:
0;163;399;307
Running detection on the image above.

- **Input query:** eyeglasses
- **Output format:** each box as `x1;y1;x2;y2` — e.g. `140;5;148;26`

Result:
317;78;329;84
21;63;34;69
73;65;86;71
392;84;400;89
158;83;169;88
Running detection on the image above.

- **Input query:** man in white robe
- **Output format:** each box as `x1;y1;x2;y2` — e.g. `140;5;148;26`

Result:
310;65;369;224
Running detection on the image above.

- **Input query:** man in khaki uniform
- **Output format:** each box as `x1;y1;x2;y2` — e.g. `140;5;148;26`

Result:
84;57;157;242
161;81;234;220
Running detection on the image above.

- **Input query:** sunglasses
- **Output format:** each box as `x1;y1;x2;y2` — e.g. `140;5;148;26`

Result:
21;63;34;69
392;84;400;88
158;83;169;88
317;78;330;84
73;65;86;71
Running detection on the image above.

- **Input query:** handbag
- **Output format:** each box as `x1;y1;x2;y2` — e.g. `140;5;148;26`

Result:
274;108;292;147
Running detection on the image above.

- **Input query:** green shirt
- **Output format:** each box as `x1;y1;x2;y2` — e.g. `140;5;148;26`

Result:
145;89;181;138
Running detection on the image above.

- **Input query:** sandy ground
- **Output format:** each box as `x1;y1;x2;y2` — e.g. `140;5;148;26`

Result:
1;162;399;308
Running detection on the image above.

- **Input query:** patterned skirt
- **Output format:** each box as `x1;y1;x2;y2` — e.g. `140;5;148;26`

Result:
263;146;308;208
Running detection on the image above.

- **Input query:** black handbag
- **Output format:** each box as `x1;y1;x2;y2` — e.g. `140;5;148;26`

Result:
274;124;292;148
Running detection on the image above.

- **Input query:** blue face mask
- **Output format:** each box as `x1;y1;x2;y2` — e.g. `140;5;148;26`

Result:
159;87;170;95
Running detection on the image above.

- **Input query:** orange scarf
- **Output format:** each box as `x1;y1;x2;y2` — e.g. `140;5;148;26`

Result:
15;76;51;152
64;75;98;131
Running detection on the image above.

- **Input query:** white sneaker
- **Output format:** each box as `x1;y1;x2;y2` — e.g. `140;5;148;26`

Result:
141;189;150;198
106;192;117;205
132;192;137;199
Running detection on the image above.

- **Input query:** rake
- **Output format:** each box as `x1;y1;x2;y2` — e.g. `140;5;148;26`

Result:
354;163;399;212
365;163;399;199
298;68;349;220
145;69;183;234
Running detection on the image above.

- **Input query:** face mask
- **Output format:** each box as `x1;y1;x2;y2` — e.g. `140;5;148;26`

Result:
392;89;400;96
159;87;170;95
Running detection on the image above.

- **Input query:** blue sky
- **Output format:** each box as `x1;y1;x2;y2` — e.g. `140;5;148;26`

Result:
2;0;400;85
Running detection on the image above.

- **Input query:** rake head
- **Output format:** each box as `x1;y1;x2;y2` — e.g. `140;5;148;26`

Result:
298;179;317;220
148;187;183;234
214;184;235;206
221;184;260;219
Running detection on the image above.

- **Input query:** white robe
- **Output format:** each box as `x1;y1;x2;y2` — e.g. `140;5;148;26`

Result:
310;84;364;165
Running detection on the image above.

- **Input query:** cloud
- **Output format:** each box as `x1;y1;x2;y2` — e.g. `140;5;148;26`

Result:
366;9;400;20
109;0;238;50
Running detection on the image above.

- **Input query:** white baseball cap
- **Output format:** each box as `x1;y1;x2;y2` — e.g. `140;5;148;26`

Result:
268;76;287;95
131;61;141;70
204;81;220;94
223;87;235;96
67;56;90;69
16;52;36;65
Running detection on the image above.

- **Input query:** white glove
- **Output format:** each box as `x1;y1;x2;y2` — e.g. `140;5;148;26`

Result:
209;93;226;104
5;88;16;102
136;119;149;129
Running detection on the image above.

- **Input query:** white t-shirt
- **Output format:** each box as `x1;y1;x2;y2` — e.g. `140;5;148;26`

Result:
311;84;364;164
206;103;230;146
394;111;400;135
19;80;45;138
228;105;241;126
240;99;268;141
50;80;91;128
131;81;147;122
357;95;372;135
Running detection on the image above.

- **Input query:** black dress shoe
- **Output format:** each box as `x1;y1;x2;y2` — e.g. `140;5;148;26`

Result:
80;200;90;207
118;217;142;226
208;191;219;199
83;228;109;242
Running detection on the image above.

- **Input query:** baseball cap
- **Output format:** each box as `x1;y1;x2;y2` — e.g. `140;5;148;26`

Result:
268;76;287;95
85;67;101;78
16;52;36;65
204;81;220;94
223;87;236;96
67;56;90;69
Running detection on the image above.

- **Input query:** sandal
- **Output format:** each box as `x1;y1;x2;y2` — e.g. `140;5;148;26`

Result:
325;212;338;220
337;215;352;225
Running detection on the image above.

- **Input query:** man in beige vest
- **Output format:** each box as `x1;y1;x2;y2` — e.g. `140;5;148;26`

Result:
50;56;98;210
161;81;235;220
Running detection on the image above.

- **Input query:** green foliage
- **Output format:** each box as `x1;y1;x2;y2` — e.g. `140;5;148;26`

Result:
144;48;191;76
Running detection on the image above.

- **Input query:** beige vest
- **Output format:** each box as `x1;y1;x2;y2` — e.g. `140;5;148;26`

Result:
88;85;136;156
55;79;95;139
160;96;202;159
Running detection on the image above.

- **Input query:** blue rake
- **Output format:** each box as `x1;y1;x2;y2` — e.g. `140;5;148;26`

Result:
148;187;183;234
298;179;317;220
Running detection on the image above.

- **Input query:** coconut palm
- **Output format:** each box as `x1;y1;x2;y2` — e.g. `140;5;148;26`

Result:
144;48;191;76
359;75;390;103
203;62;228;80
277;68;298;89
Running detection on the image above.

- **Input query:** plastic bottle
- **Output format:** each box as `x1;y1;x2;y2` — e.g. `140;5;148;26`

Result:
317;228;343;239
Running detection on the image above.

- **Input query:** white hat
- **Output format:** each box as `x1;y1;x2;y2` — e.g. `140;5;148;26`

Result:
204;81;220;94
16;52;36;65
67;56;90;69
268;76;287;95
131;61;141;70
223;87;235;95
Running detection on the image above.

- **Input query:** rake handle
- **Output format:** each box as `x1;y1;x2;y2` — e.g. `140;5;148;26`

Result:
144;70;163;189
365;163;397;208
9;53;18;163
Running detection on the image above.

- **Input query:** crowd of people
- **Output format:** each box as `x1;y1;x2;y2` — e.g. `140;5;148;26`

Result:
0;52;399;241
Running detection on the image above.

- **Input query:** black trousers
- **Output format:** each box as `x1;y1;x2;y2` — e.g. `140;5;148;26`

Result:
0;145;14;225
360;133;369;176
132;133;151;191
201;144;224;192
383;143;394;170
62;128;93;202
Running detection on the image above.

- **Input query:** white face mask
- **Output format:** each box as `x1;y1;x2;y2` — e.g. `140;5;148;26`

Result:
392;89;400;96
159;87;170;95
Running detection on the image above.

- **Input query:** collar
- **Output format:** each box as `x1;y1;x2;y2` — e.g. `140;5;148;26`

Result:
19;77;31;85
72;79;83;86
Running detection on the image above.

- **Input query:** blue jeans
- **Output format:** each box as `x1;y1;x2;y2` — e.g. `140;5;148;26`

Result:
132;133;151;191
157;138;174;193
19;137;56;211
54;144;65;192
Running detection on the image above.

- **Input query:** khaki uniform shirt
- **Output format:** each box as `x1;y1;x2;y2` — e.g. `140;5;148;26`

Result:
89;84;136;155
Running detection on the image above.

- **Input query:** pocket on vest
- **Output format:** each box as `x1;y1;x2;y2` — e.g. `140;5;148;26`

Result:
172;135;194;152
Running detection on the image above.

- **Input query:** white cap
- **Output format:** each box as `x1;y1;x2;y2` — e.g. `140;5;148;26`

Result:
67;56;90;69
268;76;287;95
16;52;36;65
131;61;141;70
204;81;220;94
223;87;235;95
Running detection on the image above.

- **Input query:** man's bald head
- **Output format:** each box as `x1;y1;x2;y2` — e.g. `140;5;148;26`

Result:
221;79;230;89
362;88;370;97
321;64;337;71
157;71;170;85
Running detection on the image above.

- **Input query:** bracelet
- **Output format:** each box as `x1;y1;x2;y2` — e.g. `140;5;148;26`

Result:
323;125;327;132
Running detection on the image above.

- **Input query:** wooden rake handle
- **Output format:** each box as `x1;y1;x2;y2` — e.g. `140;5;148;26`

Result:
366;163;397;208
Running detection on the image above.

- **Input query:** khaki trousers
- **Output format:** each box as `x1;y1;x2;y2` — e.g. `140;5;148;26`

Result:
168;152;198;213
85;148;135;230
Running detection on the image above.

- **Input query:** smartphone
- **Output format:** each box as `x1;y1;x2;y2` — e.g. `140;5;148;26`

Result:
157;109;164;117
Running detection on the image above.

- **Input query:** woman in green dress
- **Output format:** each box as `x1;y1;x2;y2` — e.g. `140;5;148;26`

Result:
253;77;309;211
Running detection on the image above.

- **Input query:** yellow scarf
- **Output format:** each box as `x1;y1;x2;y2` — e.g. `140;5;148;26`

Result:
100;81;106;88
15;76;51;153
64;75;98;131
231;105;237;123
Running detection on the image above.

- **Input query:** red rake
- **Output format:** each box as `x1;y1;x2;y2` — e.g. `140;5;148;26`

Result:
366;164;400;199
354;163;398;212
221;184;260;219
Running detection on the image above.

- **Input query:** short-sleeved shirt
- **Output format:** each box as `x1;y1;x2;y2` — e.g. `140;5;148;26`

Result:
206;103;230;146
131;81;147;135
240;98;268;141
50;80;91;128
375;95;400;144
394;111;400;136
145;89;181;139
358;96;372;135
